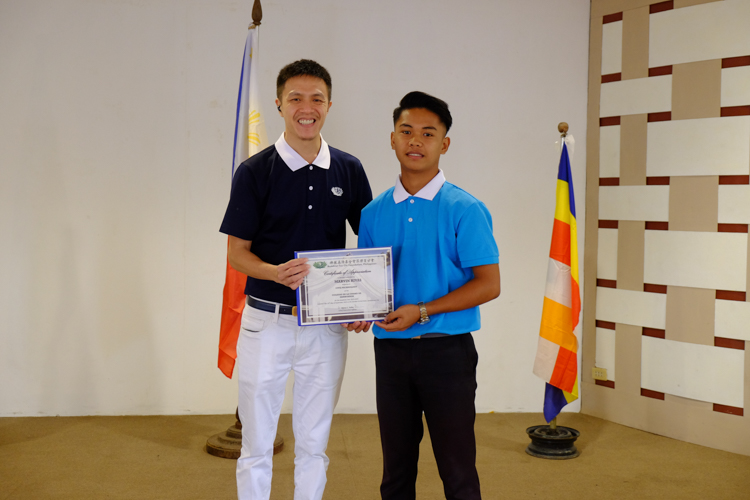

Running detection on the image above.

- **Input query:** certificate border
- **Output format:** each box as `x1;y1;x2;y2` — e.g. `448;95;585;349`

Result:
294;247;394;327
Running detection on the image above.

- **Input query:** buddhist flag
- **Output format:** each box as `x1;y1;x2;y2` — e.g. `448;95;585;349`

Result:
218;26;268;378
532;140;580;422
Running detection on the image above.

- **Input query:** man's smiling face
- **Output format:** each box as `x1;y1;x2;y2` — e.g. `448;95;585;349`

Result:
391;107;450;174
276;75;331;145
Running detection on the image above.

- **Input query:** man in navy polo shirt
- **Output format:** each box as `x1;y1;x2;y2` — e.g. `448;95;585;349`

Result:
220;59;372;500
352;91;500;500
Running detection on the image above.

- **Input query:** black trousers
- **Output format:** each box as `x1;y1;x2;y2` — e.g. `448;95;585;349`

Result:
374;334;481;500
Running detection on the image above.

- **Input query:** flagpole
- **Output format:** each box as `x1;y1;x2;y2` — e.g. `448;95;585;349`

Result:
525;122;581;459
207;0;284;459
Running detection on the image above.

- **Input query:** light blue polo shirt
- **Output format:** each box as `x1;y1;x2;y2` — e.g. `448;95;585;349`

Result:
358;170;499;339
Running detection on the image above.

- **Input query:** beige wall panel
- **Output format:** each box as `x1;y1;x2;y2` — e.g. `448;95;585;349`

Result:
596;327;617;381
721;66;750;108
621;7;649;80
596;287;667;328
614;323;642;394
599;125;621;178
583;12;603;404
597;228;618;280
601;20;623;75
665;286;716;345
715;299;750;341
642;336;744;407
718;185;750;224
646;116;750;177
617;221;645;291
650;0;750;67
620;114;648;186
600;75;672;117
664;394;713;411
668;176;719;232
592;1;658;18
599;185;669;221
672;60;722;121
675;0;723;8
644;231;748;291
582;378;750;455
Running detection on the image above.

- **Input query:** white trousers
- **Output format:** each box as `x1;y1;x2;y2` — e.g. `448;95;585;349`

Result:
236;301;348;500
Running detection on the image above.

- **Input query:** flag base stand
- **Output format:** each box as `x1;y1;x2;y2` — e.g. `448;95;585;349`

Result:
525;423;580;460
206;408;284;459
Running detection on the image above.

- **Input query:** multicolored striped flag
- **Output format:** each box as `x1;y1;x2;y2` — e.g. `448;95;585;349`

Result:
532;140;580;422
218;26;268;378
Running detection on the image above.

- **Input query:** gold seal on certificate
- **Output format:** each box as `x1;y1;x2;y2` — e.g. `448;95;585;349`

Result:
295;247;394;326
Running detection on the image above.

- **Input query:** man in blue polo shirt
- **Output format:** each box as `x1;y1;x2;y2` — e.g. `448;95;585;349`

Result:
220;59;372;500
353;91;500;500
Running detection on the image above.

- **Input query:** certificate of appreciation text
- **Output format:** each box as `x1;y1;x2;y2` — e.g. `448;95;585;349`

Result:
295;247;394;326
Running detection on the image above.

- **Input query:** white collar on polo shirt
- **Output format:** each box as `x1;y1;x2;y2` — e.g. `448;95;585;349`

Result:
274;133;331;171
393;169;446;203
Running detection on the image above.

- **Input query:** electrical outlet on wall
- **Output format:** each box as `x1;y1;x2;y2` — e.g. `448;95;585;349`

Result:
592;366;608;381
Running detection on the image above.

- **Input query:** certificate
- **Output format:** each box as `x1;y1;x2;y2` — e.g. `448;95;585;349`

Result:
294;247;394;326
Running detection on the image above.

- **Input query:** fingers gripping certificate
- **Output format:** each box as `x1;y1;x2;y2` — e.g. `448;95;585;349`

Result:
295;247;394;326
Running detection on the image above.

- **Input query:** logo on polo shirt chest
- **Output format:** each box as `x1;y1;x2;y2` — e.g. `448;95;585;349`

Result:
331;187;343;196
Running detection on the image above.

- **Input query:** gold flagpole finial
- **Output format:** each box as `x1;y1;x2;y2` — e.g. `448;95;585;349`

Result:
249;0;263;29
558;122;569;138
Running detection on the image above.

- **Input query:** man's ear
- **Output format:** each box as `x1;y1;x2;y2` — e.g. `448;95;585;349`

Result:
441;136;451;155
275;99;282;114
391;131;396;150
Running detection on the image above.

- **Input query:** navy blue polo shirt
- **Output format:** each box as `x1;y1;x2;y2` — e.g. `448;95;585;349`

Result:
220;134;372;305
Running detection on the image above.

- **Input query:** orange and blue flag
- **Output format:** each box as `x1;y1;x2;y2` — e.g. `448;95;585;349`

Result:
533;141;580;422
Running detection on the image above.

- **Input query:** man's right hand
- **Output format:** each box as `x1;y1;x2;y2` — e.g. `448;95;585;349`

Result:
276;258;310;290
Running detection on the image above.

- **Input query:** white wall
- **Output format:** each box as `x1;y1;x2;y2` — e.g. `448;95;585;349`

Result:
0;0;590;416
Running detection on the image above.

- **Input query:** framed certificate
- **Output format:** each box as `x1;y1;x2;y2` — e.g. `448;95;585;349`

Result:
294;247;394;326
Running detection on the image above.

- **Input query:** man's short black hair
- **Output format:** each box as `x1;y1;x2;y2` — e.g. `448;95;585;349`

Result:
276;59;332;101
393;91;452;133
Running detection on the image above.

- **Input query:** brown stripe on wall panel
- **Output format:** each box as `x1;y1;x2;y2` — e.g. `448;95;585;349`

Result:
603;12;624;23
721;106;750;117
596;380;616;389
713;404;744;416
597;279;617;288
645;221;669;230
716;290;747;301
600;116;621;126
599;220;619;229
647;176;670;185
644;283;668;294
649;65;673;77
650;1;674;14
714;337;745;350
643;327;666;339
648;112;672;122
602;73;622;83
641;388;666;400
599;177;620;186
596;320;616;330
722;55;750;68
718;224;749;233
719;175;750;185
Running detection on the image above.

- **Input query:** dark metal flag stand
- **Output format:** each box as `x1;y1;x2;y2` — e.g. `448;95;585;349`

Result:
206;0;284;460
526;417;580;460
525;123;581;460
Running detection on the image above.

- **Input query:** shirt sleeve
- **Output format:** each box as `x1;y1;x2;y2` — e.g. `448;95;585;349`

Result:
219;163;261;241
347;161;373;235
456;201;499;268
